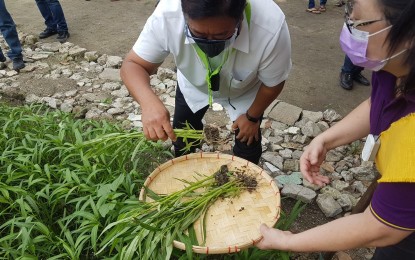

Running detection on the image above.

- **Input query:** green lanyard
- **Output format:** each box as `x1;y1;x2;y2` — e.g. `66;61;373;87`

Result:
192;1;251;107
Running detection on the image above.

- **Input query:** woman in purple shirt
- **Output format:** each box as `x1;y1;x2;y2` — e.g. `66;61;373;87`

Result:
257;0;415;259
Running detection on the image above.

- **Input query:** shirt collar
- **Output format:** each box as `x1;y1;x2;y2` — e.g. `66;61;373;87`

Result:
232;15;249;53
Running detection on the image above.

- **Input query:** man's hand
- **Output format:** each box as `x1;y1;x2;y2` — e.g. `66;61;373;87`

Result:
141;100;176;142
232;114;259;146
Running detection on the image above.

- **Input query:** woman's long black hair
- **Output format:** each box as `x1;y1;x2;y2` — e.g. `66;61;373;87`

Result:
380;0;415;94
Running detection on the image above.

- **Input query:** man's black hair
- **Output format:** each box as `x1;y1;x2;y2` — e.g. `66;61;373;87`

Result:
181;0;247;20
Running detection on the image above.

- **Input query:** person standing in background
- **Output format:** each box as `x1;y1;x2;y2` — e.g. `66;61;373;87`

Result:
340;55;370;90
0;0;25;71
35;0;70;43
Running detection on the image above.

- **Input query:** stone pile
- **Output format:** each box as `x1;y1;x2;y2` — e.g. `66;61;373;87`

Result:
0;32;378;219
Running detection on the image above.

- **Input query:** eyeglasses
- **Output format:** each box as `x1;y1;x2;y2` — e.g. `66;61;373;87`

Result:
184;22;240;43
344;1;383;34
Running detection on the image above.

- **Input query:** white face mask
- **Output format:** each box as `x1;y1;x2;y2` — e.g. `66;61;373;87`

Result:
340;23;407;71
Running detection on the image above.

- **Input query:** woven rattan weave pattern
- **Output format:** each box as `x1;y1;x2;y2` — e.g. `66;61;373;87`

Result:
139;152;281;254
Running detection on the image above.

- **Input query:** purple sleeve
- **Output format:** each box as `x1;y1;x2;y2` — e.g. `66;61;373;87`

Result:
370;183;415;231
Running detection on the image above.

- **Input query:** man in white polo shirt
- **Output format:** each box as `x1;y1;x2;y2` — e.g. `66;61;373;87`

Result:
121;0;291;164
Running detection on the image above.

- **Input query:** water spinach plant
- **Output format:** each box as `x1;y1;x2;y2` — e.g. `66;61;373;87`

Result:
0;104;305;260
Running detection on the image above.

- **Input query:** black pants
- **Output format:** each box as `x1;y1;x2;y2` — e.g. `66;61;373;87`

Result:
372;232;415;260
172;86;262;164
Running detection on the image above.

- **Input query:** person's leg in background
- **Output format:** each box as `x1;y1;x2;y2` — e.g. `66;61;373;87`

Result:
340;55;355;90
172;86;209;157
35;0;69;43
35;0;58;38
0;0;25;70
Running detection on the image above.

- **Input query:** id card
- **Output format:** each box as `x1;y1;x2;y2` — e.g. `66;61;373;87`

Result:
361;134;380;161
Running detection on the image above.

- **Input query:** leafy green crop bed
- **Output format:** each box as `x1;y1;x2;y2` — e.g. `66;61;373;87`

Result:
0;105;304;260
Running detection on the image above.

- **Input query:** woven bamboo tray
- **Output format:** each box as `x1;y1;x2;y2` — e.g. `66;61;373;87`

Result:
138;152;281;255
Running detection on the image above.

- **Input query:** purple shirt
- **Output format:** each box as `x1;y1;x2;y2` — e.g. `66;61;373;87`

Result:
369;70;415;231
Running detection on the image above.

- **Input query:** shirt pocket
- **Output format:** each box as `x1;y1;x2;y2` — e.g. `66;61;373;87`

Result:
229;70;257;90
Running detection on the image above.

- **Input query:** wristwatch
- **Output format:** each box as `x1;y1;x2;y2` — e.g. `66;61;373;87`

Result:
245;111;261;123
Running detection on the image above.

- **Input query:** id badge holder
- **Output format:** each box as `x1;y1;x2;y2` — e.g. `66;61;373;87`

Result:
361;134;381;161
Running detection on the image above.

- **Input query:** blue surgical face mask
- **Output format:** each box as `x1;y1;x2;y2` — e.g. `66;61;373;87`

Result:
339;23;406;71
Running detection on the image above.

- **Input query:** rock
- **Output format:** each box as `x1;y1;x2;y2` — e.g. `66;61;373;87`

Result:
268;102;302;125
350;166;376;181
69;46;87;58
341;170;354;181
281;184;317;203
262;152;284;170
157;68;176;81
316;193;343;217
302;110;323;123
25;94;40;104
99;68;121;81
41;42;61;52
337;194;354;211
301;120;323;137
84;51;99;62
283;159;299;172
275;172;302;188
284;126;300;134
279;148;292;159
212;103;223;111
263;162;282;177
60;102;73;113
85;108;103;119
106;55;123;68
331;179;350;191
323;109;342;123
351;181;367;195
320;186;342;199
303;179;322;191
326;150;344;162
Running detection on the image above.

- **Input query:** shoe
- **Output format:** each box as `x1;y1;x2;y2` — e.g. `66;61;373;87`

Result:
12;57;25;71
340;71;353;90
57;31;70;43
335;1;345;7
39;28;58;39
352;73;370;86
0;52;6;62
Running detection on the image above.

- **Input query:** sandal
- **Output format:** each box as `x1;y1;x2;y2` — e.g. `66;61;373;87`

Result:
306;8;321;14
319;5;327;12
335;1;345;7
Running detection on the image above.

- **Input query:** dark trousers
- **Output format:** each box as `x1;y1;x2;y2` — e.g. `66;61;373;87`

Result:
0;0;23;59
372;233;415;260
341;55;364;76
35;0;68;33
172;86;262;164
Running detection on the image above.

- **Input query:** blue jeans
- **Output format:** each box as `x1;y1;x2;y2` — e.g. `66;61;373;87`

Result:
35;0;68;33
341;55;364;75
0;0;23;59
308;0;327;9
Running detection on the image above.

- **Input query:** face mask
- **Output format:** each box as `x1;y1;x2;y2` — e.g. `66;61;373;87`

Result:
185;24;238;58
339;23;406;71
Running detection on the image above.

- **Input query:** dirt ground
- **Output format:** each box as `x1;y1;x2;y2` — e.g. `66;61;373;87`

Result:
5;1;373;259
7;0;371;116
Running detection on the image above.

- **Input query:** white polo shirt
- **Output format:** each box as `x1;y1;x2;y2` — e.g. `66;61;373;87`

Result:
133;0;292;121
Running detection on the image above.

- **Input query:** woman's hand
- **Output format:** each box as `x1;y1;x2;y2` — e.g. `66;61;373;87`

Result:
256;224;293;251
300;137;330;186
